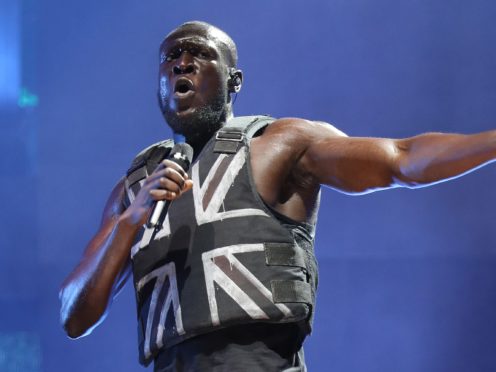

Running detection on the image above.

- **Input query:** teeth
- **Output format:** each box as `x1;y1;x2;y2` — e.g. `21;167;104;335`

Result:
175;79;193;94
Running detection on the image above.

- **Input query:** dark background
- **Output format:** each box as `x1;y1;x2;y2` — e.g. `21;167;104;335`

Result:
1;0;495;371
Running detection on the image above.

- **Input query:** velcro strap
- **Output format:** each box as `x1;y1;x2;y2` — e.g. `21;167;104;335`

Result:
127;166;147;186
271;280;312;304
213;140;240;154
264;243;306;268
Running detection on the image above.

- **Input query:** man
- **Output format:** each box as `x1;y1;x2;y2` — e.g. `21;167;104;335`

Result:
59;21;496;371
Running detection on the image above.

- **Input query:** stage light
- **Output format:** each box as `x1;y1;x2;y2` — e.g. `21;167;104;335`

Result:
18;88;39;108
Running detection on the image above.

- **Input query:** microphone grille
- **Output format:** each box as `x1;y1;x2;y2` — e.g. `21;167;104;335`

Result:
169;143;194;170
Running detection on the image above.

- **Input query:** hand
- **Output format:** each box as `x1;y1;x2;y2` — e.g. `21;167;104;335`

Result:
123;159;193;226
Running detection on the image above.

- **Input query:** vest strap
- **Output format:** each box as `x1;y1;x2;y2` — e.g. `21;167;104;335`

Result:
264;243;306;268
213;129;244;154
127;166;147;187
148;143;172;170
271;280;312;304
214;115;275;154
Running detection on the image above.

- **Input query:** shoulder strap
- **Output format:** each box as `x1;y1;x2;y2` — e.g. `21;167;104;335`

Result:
126;139;174;184
126;139;174;177
214;115;275;154
124;139;174;209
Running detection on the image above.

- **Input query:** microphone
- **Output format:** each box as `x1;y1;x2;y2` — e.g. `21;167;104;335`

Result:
147;141;194;229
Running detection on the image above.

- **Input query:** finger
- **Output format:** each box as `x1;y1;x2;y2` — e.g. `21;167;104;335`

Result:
162;167;187;187
149;157;187;179
182;179;194;193
151;158;169;173
146;168;170;183
149;189;177;201
158;177;183;194
147;166;187;185
161;159;187;177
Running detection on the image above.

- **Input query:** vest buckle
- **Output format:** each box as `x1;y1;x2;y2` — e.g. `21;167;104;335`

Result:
214;130;244;154
215;131;244;142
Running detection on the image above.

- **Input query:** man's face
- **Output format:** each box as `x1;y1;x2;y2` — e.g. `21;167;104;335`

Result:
158;31;230;143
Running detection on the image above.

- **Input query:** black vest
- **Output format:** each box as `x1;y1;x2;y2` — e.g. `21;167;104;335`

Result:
124;116;319;366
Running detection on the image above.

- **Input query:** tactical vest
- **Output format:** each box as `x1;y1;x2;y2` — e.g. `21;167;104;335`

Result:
124;116;319;366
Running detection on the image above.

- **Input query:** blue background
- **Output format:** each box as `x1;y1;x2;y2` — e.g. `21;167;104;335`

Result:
1;0;495;371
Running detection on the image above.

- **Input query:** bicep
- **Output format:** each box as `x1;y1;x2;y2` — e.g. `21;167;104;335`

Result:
100;177;127;226
304;133;406;194
88;177;132;294
83;177;127;257
261;119;406;195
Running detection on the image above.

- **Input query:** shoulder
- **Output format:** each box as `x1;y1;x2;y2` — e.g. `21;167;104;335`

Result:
127;139;174;174
259;117;347;146
100;176;127;226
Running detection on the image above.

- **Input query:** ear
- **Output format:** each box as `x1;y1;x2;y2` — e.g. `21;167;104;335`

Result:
228;68;243;94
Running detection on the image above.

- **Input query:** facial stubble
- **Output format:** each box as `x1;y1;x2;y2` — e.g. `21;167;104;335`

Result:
163;85;229;148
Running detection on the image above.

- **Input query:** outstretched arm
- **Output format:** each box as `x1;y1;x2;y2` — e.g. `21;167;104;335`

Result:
301;122;496;194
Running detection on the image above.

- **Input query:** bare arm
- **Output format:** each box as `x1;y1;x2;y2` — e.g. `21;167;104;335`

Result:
302;122;496;194
59;178;139;338
59;160;192;338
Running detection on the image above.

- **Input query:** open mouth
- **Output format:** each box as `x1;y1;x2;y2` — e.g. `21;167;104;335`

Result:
174;78;194;96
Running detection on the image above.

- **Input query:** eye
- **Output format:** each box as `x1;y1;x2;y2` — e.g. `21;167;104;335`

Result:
188;46;210;59
165;53;175;62
198;49;210;59
187;47;201;57
164;48;181;62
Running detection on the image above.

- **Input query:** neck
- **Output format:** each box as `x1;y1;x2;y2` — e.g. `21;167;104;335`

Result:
184;133;212;158
176;109;234;158
184;106;234;159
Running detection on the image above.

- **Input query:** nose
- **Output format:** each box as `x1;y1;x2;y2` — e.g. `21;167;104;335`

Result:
173;51;194;75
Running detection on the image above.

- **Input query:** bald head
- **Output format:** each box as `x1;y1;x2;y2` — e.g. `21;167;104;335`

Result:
162;21;238;68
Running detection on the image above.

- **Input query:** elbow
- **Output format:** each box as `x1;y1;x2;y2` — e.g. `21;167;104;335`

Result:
62;318;86;339
394;138;443;188
59;286;100;339
60;301;87;339
60;307;104;339
60;297;88;339
395;162;433;188
392;172;422;189
393;151;425;189
391;141;420;188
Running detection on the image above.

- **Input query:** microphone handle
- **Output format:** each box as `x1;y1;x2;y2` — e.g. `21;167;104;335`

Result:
147;200;170;228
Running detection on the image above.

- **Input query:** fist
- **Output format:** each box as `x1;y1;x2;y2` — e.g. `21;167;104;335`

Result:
148;159;193;201
124;159;193;225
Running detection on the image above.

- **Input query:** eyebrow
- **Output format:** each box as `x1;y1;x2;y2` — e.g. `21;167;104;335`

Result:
165;37;217;52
